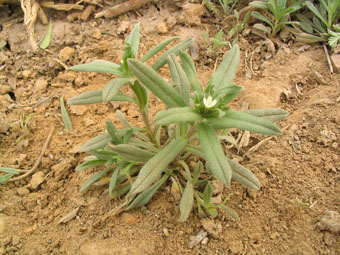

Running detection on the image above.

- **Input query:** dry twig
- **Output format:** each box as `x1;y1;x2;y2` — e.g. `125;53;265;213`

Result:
8;126;55;182
323;45;334;73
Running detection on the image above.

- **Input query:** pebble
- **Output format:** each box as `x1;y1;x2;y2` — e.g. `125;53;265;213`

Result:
157;23;168;34
30;171;45;189
228;240;243;254
59;46;75;62
91;29;102;39
12;236;20;246
22;70;31;80
34;78;48;93
317;211;340;233
120;213;137;224
17;187;30;196
330;54;340;73
163;228;169;237
201;237;209;245
69;105;88;116
117;21;129;34
201;219;222;238
58;73;76;82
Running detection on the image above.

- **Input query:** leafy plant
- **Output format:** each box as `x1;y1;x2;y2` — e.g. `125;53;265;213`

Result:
290;0;340;48
250;0;303;36
0;167;19;184
67;23;287;221
228;10;251;45
202;29;228;54
203;0;239;17
17;112;34;142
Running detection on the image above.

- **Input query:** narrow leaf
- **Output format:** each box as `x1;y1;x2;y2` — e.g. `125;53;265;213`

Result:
179;51;203;98
116;110;132;128
106;121;122;144
109;167;121;197
152;37;193;71
108;144;154;162
60;96;73;130
126;22;140;58
197;123;232;186
128;59;185;108
142;36;179;62
102;78;129;102
251;12;274;27
178;180;194;222
126;175;168;210
67;90;103;105
76;159;107;171
40;20;53;49
0;167;20;175
203;183;213;206
211;44;240;94
68;60;126;77
208;110;282;135
228;159;261;190
79;133;112;152
241;108;288;122
130;137;187;194
153;107;202;125
80;168;113;191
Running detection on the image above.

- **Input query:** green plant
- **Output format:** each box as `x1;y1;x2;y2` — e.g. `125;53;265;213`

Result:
203;0;239;17
17;112;34;142
202;29;228;54
250;0;304;36
67;23;287;221
228;10;251;45
290;0;340;48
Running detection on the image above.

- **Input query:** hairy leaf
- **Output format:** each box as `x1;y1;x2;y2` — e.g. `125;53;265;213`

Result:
126;22;140;58
130;137;187;194
60;96;73;130
79;133;112;152
102;78;129;102
178;180;194;222
108;144;154;162
142;36;179;62
228;159;261;190
153;107;202;125
80;167;113;191
241;108;288;122
68;60;125;77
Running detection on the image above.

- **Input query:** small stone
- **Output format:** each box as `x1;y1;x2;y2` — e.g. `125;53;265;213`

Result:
314;71;326;85
317;211;340;233
58;73;76;82
323;232;333;246
330;54;340;73
201;219;222;238
163;228;169;237
17;187;30;197
30;171;45;190
201;237;209;245
74;76;84;87
22;70;32;80
12;236;20;246
91;29;102;39
117;21;129;34
120;213;137;224
228;240;243;254
180;3;205;25
0;85;11;95
34;78;48;93
59;47;75;62
0;217;5;234
157;23;168;34
69;105;87;116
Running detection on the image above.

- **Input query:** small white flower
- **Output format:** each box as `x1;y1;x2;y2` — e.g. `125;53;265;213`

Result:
203;96;217;109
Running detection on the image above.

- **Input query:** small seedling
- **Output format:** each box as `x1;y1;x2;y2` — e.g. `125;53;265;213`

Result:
228;10;251;45
67;23;287;221
17;113;34;142
202;29;228;54
250;0;303;36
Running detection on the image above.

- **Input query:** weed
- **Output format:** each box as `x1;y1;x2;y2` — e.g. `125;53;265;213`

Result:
67;23;287;220
228;10;251;45
250;0;304;36
202;29;228;54
203;0;239;18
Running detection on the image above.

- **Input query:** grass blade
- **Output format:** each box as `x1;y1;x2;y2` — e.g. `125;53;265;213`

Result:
40;20;53;49
60;96;73;130
80;167;113;191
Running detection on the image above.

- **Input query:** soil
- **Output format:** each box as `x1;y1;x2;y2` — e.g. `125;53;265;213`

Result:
1;1;340;255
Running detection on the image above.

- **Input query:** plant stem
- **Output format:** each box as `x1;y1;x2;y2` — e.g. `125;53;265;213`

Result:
140;109;156;144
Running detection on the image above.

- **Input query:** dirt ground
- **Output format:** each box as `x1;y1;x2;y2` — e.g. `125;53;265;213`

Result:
1;1;340;255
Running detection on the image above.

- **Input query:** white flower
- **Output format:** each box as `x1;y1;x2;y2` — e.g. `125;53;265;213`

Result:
203;96;217;109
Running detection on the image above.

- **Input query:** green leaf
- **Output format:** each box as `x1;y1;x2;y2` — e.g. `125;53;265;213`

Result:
79;133;112;152
67;90;103;105
208;110;282;135
203;183;213;206
217;84;243;104
108;144;154;162
228;158;261;190
251;11;274;28
141;36;179;62
250;1;269;9
167;54;190;105
68;60;126;77
109;167;121;197
0;40;6;50
91;149;116;161
76;159;107;171
116;110;133;128
178;180;194;222
305;1;328;28
152;37;193;71
126;174;169;210
211;44;240;95
80;167;113;191
106;121;122;144
102;78;129;102
126;22;140;58
219;204;239;220
40;20;53;49
0;167;20;175
241;108;288;122
130;137;187;194
296;14;314;34
294;31;325;43
128;59;185;108
197;123;232;186
131;81;148;111
60;96;73;130
253;23;272;34
179;51;203;98
153;107;202;125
